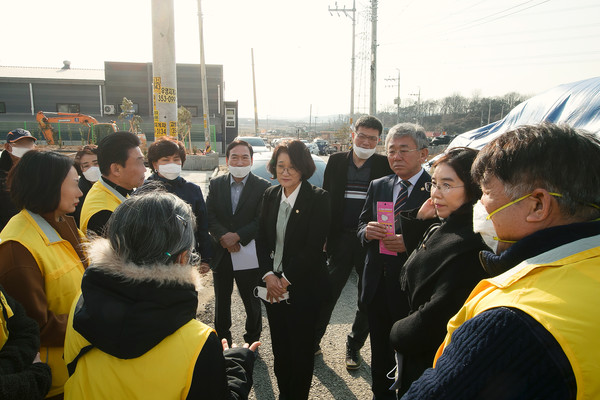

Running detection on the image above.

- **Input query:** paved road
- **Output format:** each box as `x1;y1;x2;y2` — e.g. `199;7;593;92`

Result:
185;156;376;399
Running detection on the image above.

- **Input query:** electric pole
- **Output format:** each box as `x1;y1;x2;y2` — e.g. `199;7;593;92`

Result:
151;0;178;140
409;87;421;125
251;48;259;134
328;0;356;127
197;0;211;151
385;69;401;123
370;0;378;116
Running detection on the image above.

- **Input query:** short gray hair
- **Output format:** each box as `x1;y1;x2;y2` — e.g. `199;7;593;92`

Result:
385;123;429;150
472;123;600;221
106;191;197;266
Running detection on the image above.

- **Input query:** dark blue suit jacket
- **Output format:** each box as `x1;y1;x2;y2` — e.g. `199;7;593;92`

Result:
206;172;270;270
357;170;431;307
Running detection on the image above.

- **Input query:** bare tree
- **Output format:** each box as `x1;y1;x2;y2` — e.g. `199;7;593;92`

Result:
178;106;193;153
118;97;143;134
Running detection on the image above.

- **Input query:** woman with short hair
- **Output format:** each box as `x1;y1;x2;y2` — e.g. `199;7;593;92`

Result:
70;145;99;226
64;191;258;399
144;138;212;266
389;147;489;396
0;150;86;399
256;140;331;399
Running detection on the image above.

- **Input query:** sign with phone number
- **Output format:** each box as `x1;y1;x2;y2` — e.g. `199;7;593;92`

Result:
154;122;167;137
156;87;176;104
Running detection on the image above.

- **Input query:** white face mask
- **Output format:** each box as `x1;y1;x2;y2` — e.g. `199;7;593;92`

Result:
10;146;31;158
472;200;499;253
158;163;182;180
353;145;377;160
228;165;252;179
82;166;101;183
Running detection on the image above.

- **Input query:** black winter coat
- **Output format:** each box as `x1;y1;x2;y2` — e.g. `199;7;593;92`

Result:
144;173;213;261
390;203;489;394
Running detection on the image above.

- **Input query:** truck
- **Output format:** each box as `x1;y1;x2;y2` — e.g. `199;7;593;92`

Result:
36;111;119;145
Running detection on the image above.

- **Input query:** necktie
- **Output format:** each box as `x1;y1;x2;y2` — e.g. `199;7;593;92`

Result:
273;201;291;273
394;180;411;232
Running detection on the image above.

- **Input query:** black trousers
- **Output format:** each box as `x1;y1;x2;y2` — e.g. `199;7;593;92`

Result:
212;254;262;344
264;297;320;400
315;230;369;350
367;268;408;400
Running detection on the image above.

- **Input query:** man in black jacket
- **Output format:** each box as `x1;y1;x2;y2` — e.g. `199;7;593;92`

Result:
314;115;392;369
207;140;270;346
0;129;36;231
358;123;431;400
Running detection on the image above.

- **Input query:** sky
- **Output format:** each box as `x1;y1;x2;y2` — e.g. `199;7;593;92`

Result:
2;0;599;120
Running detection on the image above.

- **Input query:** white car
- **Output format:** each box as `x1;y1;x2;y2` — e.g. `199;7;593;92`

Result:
307;143;320;155
234;136;270;155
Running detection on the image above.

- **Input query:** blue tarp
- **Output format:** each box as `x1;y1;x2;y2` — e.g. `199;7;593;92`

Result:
448;76;600;150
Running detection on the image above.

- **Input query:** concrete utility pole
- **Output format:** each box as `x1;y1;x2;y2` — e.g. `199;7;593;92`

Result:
328;0;356;127
251;48;259;135
370;0;378;115
385;69;401;123
409;87;421;125
197;0;211;151
151;0;178;139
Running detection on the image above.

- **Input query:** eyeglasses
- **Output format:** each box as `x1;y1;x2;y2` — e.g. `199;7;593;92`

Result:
356;133;379;143
425;182;464;193
276;165;298;175
388;148;420;157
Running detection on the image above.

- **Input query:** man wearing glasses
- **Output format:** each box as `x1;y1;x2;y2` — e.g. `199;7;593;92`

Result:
358;123;431;400
315;116;393;369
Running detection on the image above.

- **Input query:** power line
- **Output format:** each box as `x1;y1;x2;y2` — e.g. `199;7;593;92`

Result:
445;0;552;35
379;9;600;48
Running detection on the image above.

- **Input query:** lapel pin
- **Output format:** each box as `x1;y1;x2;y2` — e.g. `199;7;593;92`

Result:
295;209;300;214
421;187;425;191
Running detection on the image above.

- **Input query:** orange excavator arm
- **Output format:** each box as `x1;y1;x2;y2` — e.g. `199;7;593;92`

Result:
36;111;101;145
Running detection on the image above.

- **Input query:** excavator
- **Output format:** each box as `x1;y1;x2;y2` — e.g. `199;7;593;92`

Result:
36;111;119;145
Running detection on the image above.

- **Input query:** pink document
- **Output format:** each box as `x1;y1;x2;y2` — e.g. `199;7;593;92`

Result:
377;201;397;256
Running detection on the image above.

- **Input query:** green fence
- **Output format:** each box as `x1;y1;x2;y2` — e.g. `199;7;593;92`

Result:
0;121;218;151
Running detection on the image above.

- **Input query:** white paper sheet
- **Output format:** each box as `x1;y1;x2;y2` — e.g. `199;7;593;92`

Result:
230;239;259;271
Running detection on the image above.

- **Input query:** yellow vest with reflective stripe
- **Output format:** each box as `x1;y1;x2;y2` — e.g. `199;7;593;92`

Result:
435;235;600;399
80;177;125;234
0;291;14;349
64;298;214;400
0;210;85;398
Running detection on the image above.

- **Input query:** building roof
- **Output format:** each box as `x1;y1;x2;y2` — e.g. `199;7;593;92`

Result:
0;65;105;84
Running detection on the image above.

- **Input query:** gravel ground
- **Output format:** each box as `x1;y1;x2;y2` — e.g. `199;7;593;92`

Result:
197;269;374;399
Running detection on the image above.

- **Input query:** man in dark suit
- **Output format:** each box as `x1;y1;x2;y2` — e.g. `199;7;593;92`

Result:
206;140;270;346
357;123;431;400
315;115;393;370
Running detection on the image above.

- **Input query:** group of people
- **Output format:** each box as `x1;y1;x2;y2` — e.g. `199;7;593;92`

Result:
0;118;597;400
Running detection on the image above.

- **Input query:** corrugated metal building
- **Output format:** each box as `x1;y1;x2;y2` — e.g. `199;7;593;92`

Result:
0;61;238;152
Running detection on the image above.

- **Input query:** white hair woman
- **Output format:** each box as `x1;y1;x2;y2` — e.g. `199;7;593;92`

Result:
64;191;259;400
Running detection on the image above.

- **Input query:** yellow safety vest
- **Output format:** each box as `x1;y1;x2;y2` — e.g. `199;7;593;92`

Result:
0;210;85;398
79;177;126;234
0;291;14;349
64;298;214;400
435;234;600;400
